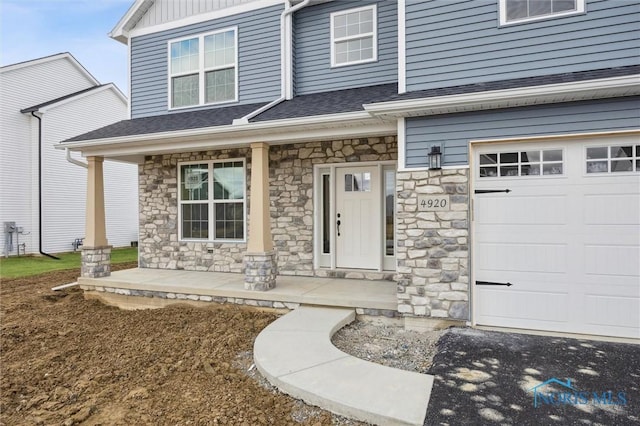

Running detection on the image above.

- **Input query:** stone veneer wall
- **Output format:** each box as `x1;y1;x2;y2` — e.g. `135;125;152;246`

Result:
395;168;470;321
139;137;397;275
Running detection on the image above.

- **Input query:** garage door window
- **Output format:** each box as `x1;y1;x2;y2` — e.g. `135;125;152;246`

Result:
586;145;640;174
479;149;563;177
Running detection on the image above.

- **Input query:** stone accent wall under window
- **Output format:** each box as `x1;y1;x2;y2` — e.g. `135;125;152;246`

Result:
395;168;470;321
139;148;251;273
138;137;397;275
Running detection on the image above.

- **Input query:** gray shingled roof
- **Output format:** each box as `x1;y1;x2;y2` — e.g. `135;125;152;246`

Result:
64;66;639;143
250;83;398;122
383;65;640;102
66;102;267;142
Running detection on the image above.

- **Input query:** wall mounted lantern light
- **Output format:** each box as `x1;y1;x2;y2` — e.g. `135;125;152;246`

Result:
428;145;442;170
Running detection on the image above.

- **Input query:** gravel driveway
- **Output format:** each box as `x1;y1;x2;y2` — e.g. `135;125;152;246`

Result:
424;328;640;426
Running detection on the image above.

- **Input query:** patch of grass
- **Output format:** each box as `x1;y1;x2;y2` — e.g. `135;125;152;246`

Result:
0;247;138;279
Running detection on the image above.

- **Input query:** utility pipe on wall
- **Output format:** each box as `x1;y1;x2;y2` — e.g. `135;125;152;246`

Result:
31;111;60;260
233;0;312;124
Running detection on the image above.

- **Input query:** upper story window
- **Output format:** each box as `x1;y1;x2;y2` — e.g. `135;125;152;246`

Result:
169;27;237;109
499;0;585;25
330;5;377;67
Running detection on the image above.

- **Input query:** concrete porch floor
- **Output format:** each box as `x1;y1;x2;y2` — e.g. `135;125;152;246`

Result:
78;268;397;312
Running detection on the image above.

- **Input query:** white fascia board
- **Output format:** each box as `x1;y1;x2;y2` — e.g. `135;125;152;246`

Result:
58;111;394;155
364;75;640;117
127;0;285;41
109;0;150;44
38;84;126;114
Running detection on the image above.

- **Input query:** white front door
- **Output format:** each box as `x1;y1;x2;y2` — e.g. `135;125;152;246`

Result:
336;166;381;269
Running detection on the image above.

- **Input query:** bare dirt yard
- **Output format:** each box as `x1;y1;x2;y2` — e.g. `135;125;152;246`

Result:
1;264;337;425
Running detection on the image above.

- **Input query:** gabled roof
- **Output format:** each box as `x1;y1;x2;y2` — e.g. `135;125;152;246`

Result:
0;52;100;86
109;0;155;44
20;84;126;114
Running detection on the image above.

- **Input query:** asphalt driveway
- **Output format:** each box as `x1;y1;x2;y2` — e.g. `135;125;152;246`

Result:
425;328;640;426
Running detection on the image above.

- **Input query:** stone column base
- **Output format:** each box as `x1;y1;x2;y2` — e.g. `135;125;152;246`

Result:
244;251;277;291
81;245;112;278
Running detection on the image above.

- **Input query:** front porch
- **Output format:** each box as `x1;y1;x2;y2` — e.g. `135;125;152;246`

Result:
78;268;398;315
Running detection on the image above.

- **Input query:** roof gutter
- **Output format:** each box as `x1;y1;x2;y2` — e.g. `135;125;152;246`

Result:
30;112;60;260
233;0;312;125
363;75;640;117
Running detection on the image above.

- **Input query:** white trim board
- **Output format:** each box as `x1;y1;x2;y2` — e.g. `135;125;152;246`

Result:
364;75;640;118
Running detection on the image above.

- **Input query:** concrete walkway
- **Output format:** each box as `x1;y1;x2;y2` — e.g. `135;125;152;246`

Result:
254;306;434;426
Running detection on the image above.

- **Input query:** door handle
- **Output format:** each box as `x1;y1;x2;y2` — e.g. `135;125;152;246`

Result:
336;220;341;236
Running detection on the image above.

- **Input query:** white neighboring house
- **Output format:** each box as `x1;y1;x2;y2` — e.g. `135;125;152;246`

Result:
0;53;138;256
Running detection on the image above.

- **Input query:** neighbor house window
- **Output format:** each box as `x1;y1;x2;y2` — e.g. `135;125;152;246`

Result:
169;28;237;109
499;0;585;25
179;160;245;241
330;5;377;67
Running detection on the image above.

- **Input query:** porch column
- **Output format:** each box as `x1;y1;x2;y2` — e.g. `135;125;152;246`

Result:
244;142;277;290
81;156;111;278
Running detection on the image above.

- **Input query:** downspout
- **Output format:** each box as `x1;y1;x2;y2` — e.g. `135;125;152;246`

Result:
232;0;311;124
66;148;88;169
31;111;60;260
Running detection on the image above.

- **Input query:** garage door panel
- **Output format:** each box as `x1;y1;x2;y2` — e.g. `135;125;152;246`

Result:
583;193;640;225
477;242;567;274
476;195;566;225
477;289;569;323
584;295;640;335
585;245;640;277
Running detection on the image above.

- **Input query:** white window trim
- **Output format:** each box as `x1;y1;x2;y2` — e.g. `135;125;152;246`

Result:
330;4;378;68
167;26;239;111
177;158;247;243
498;0;585;26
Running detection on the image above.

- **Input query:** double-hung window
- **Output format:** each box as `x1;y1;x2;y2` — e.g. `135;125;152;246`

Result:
330;5;377;67
169;27;237;109
179;160;246;241
499;0;585;25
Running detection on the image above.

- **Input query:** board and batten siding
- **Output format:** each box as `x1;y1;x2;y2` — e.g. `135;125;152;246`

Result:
405;0;640;91
41;88;138;253
130;4;282;118
405;96;640;168
293;0;397;95
134;0;257;30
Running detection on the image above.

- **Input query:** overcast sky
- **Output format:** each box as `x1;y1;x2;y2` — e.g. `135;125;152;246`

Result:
1;0;132;93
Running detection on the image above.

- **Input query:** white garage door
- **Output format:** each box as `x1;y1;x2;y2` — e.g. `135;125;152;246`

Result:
473;135;640;339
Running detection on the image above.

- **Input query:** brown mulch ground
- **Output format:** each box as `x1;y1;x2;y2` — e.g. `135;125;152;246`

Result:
0;263;334;425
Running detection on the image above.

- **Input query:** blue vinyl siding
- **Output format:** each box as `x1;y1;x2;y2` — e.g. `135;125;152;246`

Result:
130;4;282;118
294;0;397;95
405;96;640;168
406;0;640;92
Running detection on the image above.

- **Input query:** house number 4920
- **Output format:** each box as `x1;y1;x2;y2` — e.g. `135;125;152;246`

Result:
417;195;450;212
